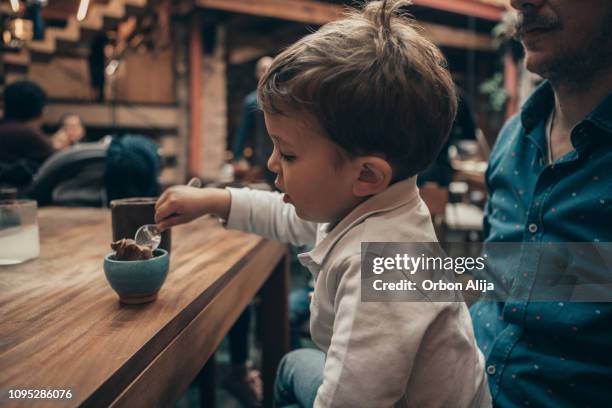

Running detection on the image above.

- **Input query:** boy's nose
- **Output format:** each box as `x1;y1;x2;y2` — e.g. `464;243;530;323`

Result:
267;148;281;174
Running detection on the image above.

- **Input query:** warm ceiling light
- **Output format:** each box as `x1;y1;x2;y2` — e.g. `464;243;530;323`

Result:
76;0;90;21
9;0;20;13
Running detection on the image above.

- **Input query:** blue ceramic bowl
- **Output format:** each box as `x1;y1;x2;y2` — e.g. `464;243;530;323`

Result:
103;249;169;304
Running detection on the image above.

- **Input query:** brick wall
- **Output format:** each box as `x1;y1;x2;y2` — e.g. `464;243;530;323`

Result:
199;24;227;180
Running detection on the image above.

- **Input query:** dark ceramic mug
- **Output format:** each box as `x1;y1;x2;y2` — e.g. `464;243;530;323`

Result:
110;197;171;253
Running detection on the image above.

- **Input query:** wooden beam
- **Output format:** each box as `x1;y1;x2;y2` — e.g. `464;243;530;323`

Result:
228;25;494;58
196;0;345;25
227;24;308;64
189;13;203;177
420;21;495;51
413;0;505;21
229;45;269;65
174;23;192;184
200;0;495;51
43;102;179;129
40;0;113;20
197;0;505;23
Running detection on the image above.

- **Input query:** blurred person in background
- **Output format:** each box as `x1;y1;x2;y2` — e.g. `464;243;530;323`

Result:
0;80;54;162
232;56;275;185
0;81;90;188
52;114;86;150
0;80;56;187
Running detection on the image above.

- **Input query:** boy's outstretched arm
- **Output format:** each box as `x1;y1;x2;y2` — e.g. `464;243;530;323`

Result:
154;185;317;248
225;187;317;248
155;186;230;230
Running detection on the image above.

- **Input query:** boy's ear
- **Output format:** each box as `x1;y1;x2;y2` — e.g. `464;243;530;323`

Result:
352;156;393;197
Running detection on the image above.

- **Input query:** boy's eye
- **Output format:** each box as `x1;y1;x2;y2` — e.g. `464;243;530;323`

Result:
280;153;296;162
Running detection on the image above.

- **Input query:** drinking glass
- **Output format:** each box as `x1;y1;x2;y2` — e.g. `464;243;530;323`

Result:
0;200;40;265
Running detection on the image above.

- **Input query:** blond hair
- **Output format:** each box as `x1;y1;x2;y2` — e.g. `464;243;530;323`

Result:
258;0;457;180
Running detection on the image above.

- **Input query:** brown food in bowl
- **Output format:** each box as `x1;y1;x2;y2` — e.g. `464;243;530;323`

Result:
111;239;153;261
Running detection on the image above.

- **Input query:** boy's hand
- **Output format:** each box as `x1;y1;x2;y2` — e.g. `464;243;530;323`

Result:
154;187;231;231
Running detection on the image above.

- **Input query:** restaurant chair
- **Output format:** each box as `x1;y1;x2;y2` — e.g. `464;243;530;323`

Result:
27;143;108;207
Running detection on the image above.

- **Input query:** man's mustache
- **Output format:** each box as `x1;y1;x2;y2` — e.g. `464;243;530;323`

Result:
514;13;562;39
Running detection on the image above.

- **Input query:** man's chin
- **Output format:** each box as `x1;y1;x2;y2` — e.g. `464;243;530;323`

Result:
524;59;544;77
523;44;595;82
524;54;556;78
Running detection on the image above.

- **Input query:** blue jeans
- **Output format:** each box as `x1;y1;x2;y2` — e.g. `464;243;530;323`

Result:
274;348;325;408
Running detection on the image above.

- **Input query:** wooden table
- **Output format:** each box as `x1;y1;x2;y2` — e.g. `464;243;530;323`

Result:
0;208;289;407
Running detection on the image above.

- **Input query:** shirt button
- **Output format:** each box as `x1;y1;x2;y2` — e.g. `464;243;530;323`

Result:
528;223;538;233
487;364;497;375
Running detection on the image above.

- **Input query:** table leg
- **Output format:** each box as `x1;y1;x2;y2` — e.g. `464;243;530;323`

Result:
258;251;290;408
196;351;216;408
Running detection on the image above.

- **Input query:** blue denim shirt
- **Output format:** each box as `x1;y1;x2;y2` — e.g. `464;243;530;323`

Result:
471;82;612;407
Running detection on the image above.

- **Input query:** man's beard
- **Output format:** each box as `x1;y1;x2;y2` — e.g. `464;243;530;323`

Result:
524;21;612;87
530;45;612;87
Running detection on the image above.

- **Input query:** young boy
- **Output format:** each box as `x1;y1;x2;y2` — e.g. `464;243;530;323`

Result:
155;0;490;406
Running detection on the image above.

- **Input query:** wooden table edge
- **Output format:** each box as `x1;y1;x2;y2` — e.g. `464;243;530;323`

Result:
102;240;288;408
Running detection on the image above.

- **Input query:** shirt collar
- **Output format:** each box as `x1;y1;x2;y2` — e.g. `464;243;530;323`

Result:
300;177;420;267
585;92;612;134
520;81;555;132
521;80;612;135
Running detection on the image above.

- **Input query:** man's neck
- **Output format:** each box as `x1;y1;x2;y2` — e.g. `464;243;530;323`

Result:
545;67;612;162
550;67;612;132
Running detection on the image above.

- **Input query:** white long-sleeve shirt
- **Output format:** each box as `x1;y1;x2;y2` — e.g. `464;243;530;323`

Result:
226;178;490;408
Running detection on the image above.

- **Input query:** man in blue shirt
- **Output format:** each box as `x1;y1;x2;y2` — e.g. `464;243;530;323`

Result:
471;0;612;406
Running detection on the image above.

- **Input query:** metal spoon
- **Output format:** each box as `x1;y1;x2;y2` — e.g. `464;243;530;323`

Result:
134;177;202;250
